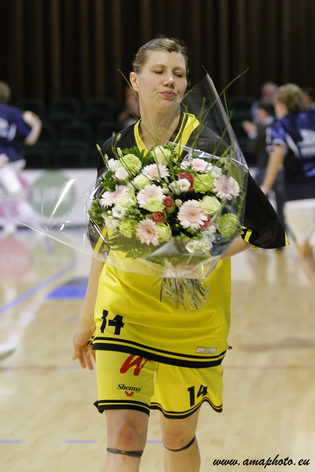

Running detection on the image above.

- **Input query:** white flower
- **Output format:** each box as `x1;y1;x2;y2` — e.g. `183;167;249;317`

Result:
200;195;221;215
169;181;182;195
177;178;191;192
115;166;129;181
107;159;120;172
112;205;126;218
185;240;213;253
104;217;120;228
133;174;150;190
210;166;223;178
203;224;217;236
175;199;182;207
180;160;191;170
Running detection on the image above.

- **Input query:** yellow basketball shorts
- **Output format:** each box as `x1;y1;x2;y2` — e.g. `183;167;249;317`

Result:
94;349;223;419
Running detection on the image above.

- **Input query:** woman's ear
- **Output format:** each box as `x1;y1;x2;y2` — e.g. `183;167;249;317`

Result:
130;72;139;92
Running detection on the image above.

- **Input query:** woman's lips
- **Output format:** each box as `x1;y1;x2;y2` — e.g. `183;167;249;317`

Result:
160;91;177;99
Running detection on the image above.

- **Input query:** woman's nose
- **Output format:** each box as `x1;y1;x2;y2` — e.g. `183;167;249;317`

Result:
164;73;175;87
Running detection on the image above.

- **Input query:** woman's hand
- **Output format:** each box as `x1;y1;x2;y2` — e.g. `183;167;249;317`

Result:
73;322;96;370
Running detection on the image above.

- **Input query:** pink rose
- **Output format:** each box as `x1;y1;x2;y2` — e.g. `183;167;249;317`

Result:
152;212;166;223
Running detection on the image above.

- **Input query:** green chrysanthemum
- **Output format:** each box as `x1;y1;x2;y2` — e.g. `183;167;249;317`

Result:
156;223;172;242
119;219;138;238
216;213;239;238
193;174;214;194
118;154;142;175
143;197;165;212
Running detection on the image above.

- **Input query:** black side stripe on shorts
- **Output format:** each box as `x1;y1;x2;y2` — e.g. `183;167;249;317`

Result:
93;337;226;368
150;397;223;419
94;399;150;416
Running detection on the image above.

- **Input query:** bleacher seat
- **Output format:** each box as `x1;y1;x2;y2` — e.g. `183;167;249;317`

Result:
16;97;46;119
95;121;122;145
84;97;117;130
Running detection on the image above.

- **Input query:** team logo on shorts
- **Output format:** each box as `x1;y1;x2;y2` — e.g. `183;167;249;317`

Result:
117;383;142;397
120;354;150;376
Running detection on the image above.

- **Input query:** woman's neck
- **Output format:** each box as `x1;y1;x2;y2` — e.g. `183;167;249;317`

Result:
139;108;181;149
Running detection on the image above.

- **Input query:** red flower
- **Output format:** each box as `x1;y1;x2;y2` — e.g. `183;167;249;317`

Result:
201;216;212;229
163;196;175;214
178;172;194;190
163;196;175;208
152;212;165;223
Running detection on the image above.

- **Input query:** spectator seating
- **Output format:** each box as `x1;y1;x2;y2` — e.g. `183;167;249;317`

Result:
84;97;117;131
17;93;257;169
16;97;46;119
24;144;52;169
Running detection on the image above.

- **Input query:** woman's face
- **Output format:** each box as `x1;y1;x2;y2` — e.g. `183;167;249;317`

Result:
130;50;187;114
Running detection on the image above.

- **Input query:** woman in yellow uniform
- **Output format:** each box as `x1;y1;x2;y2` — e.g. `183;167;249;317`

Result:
73;37;287;472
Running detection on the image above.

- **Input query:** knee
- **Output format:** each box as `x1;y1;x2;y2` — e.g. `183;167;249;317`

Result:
162;428;195;451
106;411;148;450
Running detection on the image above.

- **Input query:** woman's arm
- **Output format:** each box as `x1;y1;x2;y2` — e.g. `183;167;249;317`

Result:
260;144;286;194
73;258;104;370
22;111;42;145
220;236;253;260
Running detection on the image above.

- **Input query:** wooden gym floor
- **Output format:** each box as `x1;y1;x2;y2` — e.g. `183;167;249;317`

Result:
0;229;315;472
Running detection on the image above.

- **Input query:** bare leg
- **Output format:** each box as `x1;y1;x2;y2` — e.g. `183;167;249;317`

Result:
160;409;201;472
104;409;149;472
296;242;315;288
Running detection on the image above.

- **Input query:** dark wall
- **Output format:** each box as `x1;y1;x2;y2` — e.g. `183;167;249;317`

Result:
1;0;314;109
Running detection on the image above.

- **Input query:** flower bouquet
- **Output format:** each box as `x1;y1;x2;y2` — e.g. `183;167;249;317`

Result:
88;137;245;309
11;74;248;310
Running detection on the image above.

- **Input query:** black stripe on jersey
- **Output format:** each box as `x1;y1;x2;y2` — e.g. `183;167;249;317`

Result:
92;339;226;368
150;397;222;419
94;399;150;416
93;336;225;361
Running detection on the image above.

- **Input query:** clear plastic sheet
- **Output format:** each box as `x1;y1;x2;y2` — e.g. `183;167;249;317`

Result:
12;74;249;309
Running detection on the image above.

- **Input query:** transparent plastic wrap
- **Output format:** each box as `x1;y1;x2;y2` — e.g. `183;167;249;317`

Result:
13;74;249;310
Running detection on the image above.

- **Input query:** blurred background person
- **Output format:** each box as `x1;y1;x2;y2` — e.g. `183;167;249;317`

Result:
243;100;286;231
0;80;44;361
117;85;140;128
261;83;315;287
251;81;278;123
0;80;42;238
301;86;315;110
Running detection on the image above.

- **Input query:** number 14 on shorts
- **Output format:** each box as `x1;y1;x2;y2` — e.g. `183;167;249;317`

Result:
188;385;208;407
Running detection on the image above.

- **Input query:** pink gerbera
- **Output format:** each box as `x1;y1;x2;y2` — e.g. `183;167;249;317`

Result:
100;185;128;207
213;175;240;200
136;219;159;246
191;158;209;172
137;184;164;208
142;164;169;180
177;200;208;229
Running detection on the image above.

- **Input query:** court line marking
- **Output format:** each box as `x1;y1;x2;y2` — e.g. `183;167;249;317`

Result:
0;263;76;316
0;440;22;443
